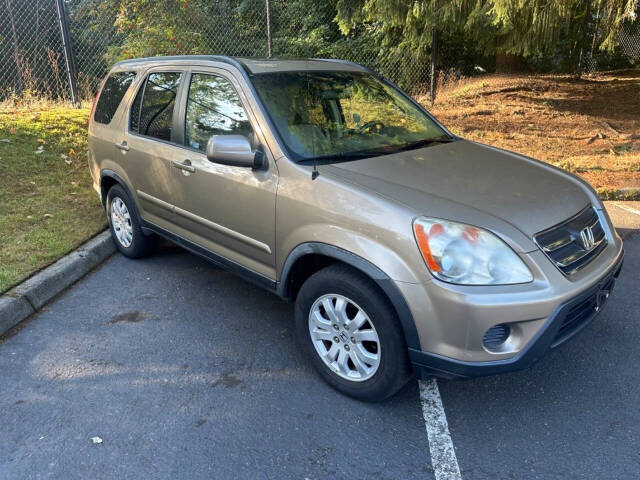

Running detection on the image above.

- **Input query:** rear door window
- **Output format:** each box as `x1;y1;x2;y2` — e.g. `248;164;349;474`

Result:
129;72;182;142
93;71;136;124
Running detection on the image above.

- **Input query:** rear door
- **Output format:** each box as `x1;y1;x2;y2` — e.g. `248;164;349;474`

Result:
120;69;186;230
88;70;137;190
169;68;278;280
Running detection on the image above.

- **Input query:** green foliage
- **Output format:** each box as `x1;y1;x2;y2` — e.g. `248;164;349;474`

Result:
336;0;639;68
55;0;639;93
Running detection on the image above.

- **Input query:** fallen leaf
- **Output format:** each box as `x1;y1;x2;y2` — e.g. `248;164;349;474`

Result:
68;148;76;156
35;150;44;154
71;181;77;186
60;154;68;159
65;160;72;165
43;213;53;218
27;215;33;219
30;181;36;185
0;139;10;143
38;138;45;144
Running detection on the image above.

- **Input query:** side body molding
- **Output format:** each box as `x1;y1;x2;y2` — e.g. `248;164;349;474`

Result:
278;243;421;350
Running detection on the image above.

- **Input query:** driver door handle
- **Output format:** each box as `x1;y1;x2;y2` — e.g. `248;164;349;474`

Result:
115;141;129;151
171;159;196;173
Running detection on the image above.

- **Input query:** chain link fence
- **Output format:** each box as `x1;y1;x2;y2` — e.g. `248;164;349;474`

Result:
1;0;639;103
0;0;458;103
1;0;69;99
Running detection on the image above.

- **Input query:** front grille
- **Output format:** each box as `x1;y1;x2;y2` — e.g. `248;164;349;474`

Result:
534;206;607;275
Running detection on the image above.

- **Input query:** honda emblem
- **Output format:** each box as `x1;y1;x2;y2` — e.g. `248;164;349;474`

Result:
579;227;595;250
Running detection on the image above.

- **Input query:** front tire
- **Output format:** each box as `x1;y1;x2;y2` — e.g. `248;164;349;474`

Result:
295;264;411;401
106;184;155;258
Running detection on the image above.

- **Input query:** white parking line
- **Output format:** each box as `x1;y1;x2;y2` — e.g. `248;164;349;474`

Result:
612;201;640;217
419;379;462;480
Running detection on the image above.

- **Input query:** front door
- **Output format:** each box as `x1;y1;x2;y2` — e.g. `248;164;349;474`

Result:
170;70;278;279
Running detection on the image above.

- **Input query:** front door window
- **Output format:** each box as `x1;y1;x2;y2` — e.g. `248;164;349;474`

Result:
184;73;252;151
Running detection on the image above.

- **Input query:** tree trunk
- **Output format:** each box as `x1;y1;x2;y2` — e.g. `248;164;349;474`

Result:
576;0;592;78
495;53;526;73
590;0;602;61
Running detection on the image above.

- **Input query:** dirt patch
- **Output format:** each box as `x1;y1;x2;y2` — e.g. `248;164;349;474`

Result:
108;311;149;324
211;372;243;389
423;71;640;191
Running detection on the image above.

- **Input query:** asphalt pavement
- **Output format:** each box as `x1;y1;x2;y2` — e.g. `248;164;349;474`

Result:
0;203;638;480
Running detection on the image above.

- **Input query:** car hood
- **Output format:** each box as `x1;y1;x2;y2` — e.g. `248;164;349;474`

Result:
323;139;594;244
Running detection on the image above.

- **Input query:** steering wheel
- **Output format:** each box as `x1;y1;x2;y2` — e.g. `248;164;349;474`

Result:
357;120;385;133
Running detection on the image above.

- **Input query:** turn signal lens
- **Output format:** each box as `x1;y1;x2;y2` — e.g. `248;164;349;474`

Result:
413;217;533;285
413;222;441;272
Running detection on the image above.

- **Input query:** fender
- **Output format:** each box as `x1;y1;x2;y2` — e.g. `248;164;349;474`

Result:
278;242;421;350
100;169;148;232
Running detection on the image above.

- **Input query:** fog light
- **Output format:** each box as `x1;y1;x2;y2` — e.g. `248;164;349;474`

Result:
483;324;511;350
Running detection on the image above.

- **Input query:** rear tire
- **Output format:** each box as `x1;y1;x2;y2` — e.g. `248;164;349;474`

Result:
295;264;411;401
106;184;155;258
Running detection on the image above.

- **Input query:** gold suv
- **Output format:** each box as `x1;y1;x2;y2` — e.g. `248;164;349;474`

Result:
88;56;624;401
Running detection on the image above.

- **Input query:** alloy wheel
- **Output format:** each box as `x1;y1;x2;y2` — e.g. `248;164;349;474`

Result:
308;294;381;382
110;197;133;248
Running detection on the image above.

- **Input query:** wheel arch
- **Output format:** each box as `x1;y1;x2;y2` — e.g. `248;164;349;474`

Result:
100;170;144;225
278;242;421;350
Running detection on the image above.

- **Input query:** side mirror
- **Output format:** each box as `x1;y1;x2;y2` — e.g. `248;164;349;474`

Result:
205;135;266;170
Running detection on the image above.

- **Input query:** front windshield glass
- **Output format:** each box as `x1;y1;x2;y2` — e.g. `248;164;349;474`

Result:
251;71;450;162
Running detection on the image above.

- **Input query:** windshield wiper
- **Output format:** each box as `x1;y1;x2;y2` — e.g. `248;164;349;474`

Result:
395;136;457;152
298;151;381;165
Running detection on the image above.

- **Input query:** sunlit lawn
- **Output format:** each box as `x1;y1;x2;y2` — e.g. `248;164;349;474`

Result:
0;105;106;293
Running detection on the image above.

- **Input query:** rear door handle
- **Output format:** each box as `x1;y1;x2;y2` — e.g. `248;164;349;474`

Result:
171;159;196;173
115;141;129;152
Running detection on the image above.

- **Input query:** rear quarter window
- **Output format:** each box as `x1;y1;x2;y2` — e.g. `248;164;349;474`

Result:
94;71;136;124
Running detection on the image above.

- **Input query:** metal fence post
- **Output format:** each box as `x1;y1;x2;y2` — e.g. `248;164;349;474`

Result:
430;29;438;105
265;0;272;58
55;0;79;105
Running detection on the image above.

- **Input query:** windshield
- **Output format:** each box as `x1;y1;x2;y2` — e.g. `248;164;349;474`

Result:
250;71;451;162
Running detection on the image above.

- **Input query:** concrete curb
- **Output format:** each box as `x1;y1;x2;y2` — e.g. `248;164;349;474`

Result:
0;230;115;337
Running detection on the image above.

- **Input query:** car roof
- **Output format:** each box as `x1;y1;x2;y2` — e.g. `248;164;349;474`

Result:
112;55;369;74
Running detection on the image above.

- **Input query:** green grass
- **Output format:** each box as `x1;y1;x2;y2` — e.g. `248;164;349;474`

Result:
0;106;106;293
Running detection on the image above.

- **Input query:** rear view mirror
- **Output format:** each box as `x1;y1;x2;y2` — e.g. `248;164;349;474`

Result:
205;135;265;170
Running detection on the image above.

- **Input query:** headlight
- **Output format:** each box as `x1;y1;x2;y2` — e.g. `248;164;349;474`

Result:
413;217;533;285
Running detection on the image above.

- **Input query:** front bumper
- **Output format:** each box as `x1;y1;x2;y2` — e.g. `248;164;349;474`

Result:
409;253;624;379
